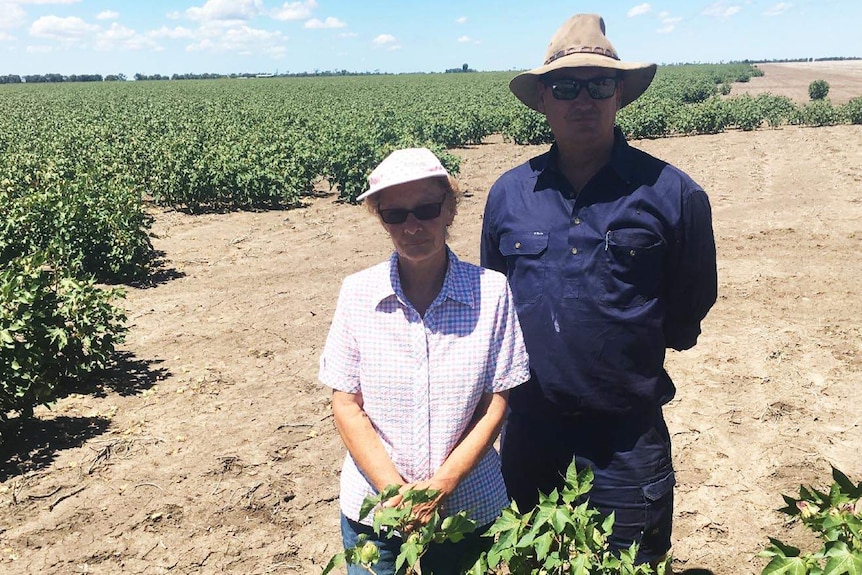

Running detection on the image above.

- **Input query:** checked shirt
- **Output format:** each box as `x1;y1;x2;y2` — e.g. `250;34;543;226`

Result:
319;249;529;526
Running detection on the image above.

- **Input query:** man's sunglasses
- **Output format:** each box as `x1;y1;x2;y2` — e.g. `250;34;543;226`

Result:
378;199;446;225
543;77;618;100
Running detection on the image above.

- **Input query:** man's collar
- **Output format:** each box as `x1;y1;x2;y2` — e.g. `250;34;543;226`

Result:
608;126;635;184
544;127;634;186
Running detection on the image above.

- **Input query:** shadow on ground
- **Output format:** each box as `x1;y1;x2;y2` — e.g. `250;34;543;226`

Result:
0;415;110;482
130;249;185;289
89;351;170;397
0;352;170;482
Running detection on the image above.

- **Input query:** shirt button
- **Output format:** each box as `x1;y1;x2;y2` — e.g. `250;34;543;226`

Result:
573;217;581;225
514;242;522;249
630;249;636;256
571;247;578;255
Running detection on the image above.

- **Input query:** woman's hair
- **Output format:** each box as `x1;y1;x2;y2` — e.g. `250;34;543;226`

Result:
363;175;462;217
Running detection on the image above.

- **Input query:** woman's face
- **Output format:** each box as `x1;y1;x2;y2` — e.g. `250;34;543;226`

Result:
376;178;455;268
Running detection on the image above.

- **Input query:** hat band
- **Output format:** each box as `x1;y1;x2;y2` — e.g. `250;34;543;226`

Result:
545;45;619;65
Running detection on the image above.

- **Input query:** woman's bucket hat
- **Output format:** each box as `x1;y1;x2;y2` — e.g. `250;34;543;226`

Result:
356;148;449;202
509;13;657;111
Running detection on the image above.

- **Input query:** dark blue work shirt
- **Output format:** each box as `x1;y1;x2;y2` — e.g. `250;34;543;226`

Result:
481;129;717;416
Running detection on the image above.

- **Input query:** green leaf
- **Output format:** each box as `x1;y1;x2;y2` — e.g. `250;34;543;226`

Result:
823;541;862;575
463;553;487;575
530;498;556;532
761;555;810;575
765;538;803;558
551;507;571;534
832;467;862;498
515;529;536;549
359;485;400;520
437;512;476;543
534;531;553;561
485;507;523;537
371;506;403;535
395;540;420;573
320;551;345;575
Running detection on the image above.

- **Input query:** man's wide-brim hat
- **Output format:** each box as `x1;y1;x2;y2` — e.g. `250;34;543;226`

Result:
509;13;657;111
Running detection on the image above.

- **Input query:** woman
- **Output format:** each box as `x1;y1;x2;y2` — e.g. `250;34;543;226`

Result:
319;148;529;574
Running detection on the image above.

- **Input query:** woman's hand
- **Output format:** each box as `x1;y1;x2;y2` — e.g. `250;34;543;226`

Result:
384;390;510;529
382;477;458;530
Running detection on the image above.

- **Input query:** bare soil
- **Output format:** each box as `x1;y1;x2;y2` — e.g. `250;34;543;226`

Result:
1;64;861;575
733;61;862;103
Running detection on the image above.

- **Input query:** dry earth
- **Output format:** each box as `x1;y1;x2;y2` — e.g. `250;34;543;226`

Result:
733;61;862;103
1;64;861;575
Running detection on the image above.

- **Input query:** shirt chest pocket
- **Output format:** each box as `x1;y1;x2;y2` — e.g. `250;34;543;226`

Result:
499;231;548;304
601;228;665;308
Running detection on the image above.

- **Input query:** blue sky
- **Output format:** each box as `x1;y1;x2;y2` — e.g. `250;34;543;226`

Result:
1;0;860;77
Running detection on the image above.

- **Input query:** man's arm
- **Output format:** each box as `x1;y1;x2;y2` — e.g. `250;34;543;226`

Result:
664;188;718;350
480;187;507;274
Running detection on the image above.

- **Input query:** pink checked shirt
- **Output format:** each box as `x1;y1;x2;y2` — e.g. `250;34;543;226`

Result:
319;249;529;527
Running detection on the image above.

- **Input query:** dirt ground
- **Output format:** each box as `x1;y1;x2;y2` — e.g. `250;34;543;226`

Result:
733;61;862;103
1;66;861;575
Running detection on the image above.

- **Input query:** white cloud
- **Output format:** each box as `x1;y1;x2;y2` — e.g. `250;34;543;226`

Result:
26;44;52;53
95;22;159;51
455;16;467;24
0;3;27;29
652;12;682;33
185;0;263;23
96;10;119;21
457;35;471;43
148;25;196;40
186;23;284;55
763;2;792;16
304;16;345;29
0;31;15;41
372;33;396;46
29;15;99;40
702;2;742;18
372;34;400;51
338;31;357;38
627;3;651;17
271;0;317;21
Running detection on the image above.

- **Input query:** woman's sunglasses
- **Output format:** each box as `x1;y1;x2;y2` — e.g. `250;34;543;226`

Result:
543;77;618;100
378;199;446;225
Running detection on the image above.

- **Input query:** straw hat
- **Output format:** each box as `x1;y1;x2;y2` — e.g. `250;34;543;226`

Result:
509;13;657;111
356;148;449;201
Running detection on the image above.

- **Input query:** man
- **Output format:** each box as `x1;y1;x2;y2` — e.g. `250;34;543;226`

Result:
480;14;717;566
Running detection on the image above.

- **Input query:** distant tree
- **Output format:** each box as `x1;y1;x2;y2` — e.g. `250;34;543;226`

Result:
462;63;469;72
808;79;830;100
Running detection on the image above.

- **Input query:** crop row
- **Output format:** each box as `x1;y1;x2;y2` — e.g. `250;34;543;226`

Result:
2;64;861;437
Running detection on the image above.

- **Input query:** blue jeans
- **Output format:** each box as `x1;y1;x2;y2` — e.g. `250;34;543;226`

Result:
340;513;492;575
501;407;675;563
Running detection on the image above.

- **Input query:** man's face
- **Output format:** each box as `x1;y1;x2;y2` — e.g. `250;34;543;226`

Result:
537;67;623;147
